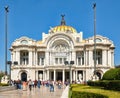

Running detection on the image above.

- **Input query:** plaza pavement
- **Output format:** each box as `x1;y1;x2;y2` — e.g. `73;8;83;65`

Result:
0;85;69;98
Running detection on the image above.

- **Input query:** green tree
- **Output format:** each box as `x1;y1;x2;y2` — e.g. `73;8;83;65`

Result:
0;71;5;82
102;68;120;80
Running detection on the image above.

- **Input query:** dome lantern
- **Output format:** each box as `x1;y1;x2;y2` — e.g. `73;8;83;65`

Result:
49;15;77;34
61;14;66;25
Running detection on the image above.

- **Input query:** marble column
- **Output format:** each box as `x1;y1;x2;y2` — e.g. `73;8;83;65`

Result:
62;69;65;83
16;50;20;65
47;70;49;80
35;70;36;80
45;52;49;66
89;50;93;67
72;51;76;65
102;50;107;65
87;50;89;65
84;70;86;82
11;52;13;65
12;51;15;62
44;70;47;80
54;70;56;81
29;51;32;66
35;51;38;65
73;70;75;81
108;51;111;66
43;70;45;81
70;69;72;83
106;50;108;65
112;52;114;67
33;51;35;65
36;70;38;80
84;50;86;66
75;70;78;81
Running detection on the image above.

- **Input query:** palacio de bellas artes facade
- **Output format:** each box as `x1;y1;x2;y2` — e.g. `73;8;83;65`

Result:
10;16;115;83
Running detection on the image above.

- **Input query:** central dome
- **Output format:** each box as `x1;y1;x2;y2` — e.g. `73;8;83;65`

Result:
50;15;77;34
52;25;77;33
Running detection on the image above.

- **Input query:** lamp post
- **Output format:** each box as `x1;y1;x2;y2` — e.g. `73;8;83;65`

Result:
7;61;18;85
4;6;9;75
64;61;74;84
92;3;99;81
93;3;97;79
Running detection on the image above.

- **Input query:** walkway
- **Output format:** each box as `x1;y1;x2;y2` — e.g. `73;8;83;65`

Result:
0;85;67;98
60;85;69;98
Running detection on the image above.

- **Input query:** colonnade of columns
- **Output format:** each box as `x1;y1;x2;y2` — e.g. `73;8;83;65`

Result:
11;48;114;68
35;69;86;83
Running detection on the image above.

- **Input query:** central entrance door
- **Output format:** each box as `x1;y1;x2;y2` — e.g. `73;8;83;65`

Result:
57;72;62;81
21;72;27;81
65;71;70;81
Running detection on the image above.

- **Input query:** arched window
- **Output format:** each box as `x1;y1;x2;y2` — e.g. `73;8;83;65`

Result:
37;52;45;66
77;51;84;65
20;51;29;65
21;40;28;44
93;50;102;65
96;38;102;42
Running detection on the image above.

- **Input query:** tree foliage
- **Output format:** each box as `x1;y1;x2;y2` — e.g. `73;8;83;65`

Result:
102;68;120;80
0;71;5;82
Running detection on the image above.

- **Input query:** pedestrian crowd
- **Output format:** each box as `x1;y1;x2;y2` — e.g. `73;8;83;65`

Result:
10;79;68;92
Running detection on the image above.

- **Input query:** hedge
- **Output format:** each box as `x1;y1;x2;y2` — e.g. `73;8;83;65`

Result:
0;83;9;86
71;91;108;98
87;80;120;91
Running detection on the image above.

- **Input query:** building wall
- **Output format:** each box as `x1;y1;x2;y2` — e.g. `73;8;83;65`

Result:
10;28;115;83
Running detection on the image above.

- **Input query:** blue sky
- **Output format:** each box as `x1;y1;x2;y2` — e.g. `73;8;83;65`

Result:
0;0;120;72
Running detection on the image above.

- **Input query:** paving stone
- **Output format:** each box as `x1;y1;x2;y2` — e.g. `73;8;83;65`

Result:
0;85;66;98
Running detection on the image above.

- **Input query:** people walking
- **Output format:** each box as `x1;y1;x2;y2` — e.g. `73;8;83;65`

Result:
37;79;41;89
22;81;27;91
49;80;54;92
28;79;32;91
58;80;62;89
34;80;37;88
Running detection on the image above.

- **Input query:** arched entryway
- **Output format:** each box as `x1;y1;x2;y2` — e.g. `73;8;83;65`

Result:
96;71;102;79
21;72;27;81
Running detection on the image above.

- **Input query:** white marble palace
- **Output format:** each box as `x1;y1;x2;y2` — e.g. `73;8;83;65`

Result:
10;16;115;83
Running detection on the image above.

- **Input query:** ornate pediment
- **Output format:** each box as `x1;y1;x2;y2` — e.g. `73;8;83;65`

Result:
12;36;36;46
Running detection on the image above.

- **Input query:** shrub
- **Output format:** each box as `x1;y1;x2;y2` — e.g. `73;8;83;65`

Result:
0;72;4;82
87;80;120;91
0;83;9;86
102;68;120;80
103;80;120;91
71;91;108;98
